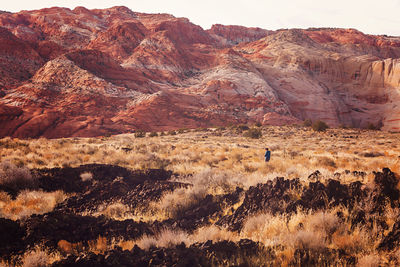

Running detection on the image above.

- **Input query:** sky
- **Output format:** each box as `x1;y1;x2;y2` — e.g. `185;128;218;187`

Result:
2;0;400;36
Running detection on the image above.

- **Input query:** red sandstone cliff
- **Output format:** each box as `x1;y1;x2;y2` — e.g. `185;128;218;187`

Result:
0;7;399;137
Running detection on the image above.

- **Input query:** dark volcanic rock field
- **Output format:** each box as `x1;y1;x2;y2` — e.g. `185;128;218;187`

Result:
2;164;400;266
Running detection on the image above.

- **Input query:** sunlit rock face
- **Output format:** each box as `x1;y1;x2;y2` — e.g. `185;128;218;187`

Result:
0;7;400;137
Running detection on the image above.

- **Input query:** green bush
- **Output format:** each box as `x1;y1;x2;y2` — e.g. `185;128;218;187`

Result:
244;128;262;139
312;120;329;132
134;131;146;138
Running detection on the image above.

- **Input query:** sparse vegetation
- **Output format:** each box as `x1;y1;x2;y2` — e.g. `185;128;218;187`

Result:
367;122;380;130
244;127;262;139
0;160;35;192
312;120;329;132
0;190;67;220
134;130;146;138
303;119;312;127
1;125;400;265
148;132;158;137
21;246;61;267
80;172;93;182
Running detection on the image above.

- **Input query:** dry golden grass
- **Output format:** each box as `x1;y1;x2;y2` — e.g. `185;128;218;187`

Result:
1;126;398;185
1;125;399;265
16;246;62;267
0;190;67;220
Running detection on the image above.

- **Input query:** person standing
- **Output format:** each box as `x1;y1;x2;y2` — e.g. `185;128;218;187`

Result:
265;148;271;162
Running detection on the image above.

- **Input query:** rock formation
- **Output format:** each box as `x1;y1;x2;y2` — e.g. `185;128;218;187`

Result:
0;7;400;137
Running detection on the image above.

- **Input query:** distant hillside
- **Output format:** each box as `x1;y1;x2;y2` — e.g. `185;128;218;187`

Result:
0;6;399;137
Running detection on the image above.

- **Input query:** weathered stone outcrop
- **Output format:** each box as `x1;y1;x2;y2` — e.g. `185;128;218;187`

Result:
0;7;400;137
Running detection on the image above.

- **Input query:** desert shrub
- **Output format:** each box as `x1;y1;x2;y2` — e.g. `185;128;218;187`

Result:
149;132;158;137
177;128;186;134
101;202;128;219
158;169;232;217
21;246;61;267
134;131;146;138
312;120;329;132
136;229;189;250
362;152;384;158
61;162;71;168
0;190;67;220
190;225;239;243
139;154;171;169
255;122;262;127
196;127;209;132
241;213;289;246
0;137;29;149
357;253;381;267
22;250;49;267
293;230;326;250
319;156;337;168
244;128;262;139
214;131;222;136
366;122;380;130
80;172;93;182
158;187;204;218
237;124;249;131
0;160;35;191
305;211;339;237
303;119;312;127
236;124;250;132
168;130;177;135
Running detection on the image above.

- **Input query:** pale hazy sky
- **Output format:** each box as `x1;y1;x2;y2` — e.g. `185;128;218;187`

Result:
2;0;400;36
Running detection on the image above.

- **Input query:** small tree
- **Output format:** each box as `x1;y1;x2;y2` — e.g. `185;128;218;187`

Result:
312;120;329;132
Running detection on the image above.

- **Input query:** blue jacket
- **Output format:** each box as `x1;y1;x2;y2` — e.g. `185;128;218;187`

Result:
265;150;271;161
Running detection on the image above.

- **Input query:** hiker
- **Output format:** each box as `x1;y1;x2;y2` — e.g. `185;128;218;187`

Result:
265;148;271;162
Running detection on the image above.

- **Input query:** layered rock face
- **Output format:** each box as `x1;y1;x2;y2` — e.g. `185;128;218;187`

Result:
0;7;399;137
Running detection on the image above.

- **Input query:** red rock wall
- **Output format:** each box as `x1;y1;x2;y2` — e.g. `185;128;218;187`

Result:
0;7;400;137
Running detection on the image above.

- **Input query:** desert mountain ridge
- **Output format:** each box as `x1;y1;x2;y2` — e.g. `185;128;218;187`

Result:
0;6;400;138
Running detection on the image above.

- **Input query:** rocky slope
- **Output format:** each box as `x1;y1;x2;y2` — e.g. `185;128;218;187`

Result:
0;7;400;137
